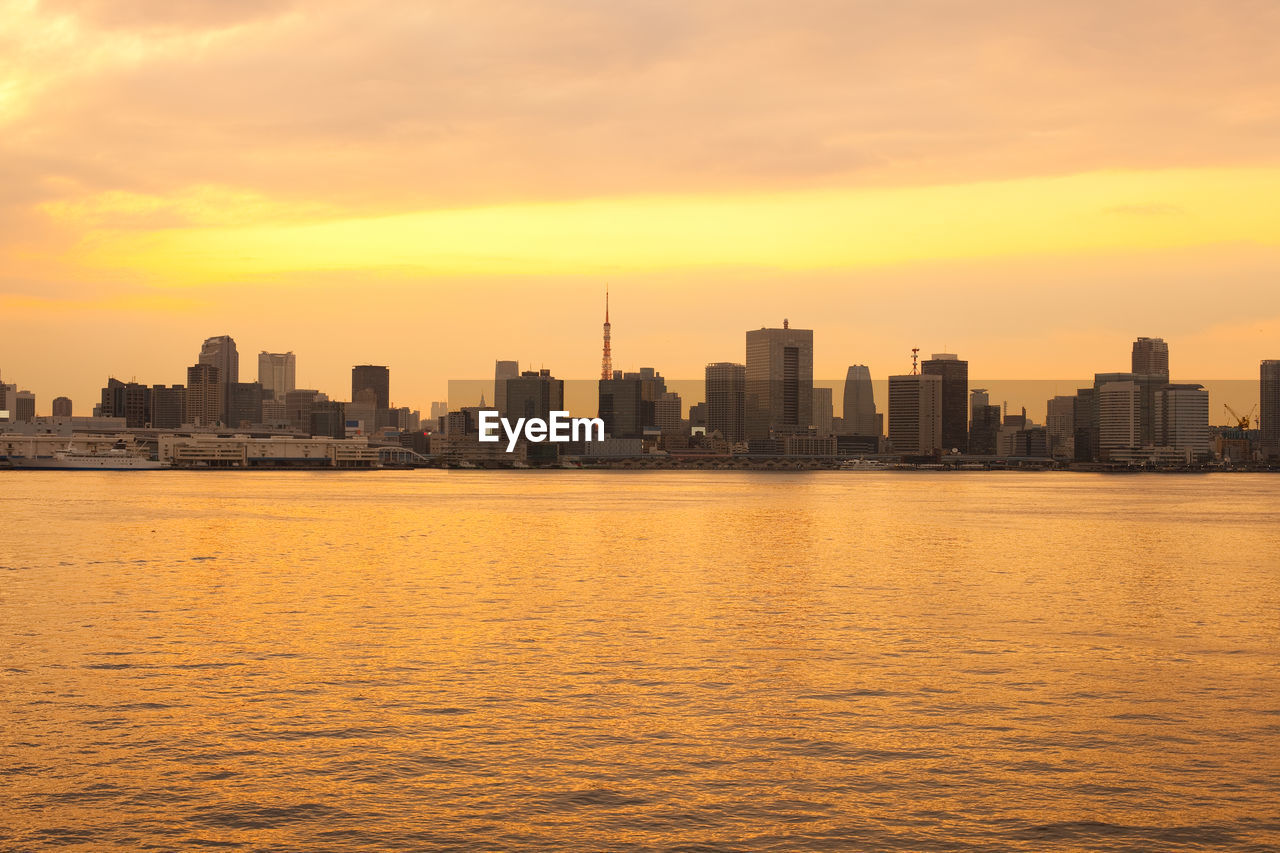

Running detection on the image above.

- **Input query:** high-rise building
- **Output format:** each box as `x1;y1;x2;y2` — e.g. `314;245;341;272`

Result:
841;365;877;436
285;389;325;432
921;354;968;452
351;364;390;420
599;368;665;439
655;392;683;434
151;385;186;430
199;335;238;424
228;382;265;428
1263;360;1280;460
1045;395;1075;458
505;369;564;422
812;387;834;436
494;360;519;415
745;321;813;439
52;396;72;418
309;400;347;439
969;391;1001;456
13;390;35;422
888;373;942;456
1098;379;1141;457
1154;384;1209;457
101;378;151;427
1072;387;1099;462
185;364;223;427
1132;337;1170;379
257;352;296;402
705;362;745;443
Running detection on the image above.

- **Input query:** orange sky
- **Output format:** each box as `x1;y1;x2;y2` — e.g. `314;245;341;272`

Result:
2;0;1279;413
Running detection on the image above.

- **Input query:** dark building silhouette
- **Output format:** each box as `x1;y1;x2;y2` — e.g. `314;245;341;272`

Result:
151;385;186;430
1262;359;1280;460
505;369;564;422
599;368;665;439
101;378;151;427
705;362;745;444
1132;337;1170;379
745;322;813;439
494;360;519;415
199;335;239;425
969;403;1002;455
352;365;390;410
185;363;223;427
285;389;324;432
1073;387;1099;462
51;396;72;418
310;400;346;439
922;353;968;452
228;381;265;428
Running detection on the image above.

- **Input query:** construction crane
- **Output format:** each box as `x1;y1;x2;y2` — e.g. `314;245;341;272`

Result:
1223;403;1257;430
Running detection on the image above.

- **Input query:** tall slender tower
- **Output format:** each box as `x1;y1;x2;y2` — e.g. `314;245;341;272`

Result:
600;287;612;381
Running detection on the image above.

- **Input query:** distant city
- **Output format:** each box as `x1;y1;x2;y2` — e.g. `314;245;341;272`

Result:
1;304;1278;470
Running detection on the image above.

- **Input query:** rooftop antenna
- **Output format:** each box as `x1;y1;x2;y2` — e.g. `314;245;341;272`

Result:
600;286;612;381
910;347;920;375
783;318;789;329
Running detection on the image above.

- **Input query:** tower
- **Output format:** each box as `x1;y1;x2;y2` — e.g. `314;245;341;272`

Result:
601;287;612;381
745;322;814;439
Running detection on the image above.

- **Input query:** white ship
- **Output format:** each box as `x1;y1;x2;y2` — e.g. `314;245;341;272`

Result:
6;444;167;470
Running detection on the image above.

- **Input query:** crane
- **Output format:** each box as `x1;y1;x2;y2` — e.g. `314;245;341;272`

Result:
1223;403;1257;430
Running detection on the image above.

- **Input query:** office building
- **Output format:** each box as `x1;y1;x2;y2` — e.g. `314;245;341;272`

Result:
198;335;238;425
13;390;35;422
1263;360;1280;460
745;321;813;439
888;373;942;455
100;378;151;428
969;392;1001;456
812;387;833;436
1045;395;1075;458
185;364;223;427
1132;337;1170;379
310;400;347;439
654;391;683;434
285;389;325;432
599;368;665;439
257;352;296;402
151;385;187;430
228;382;265;428
921;353;968;452
506;369;565;422
1098;379;1141;457
52;396;72;418
841;365;878;436
1155;384;1209;458
351;365;390;410
494;360;519;415
705;362;746;444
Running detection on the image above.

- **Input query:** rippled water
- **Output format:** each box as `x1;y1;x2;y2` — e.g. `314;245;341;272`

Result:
2;471;1279;851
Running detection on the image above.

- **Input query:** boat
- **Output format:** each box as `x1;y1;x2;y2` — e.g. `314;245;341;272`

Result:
838;458;892;471
6;443;168;470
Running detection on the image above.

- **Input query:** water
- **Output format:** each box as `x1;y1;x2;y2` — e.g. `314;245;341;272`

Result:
2;471;1278;851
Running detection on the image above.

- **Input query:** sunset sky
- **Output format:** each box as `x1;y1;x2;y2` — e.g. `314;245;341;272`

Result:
3;0;1279;413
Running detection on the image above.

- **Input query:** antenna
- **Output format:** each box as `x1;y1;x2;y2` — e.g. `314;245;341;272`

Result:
910;347;920;375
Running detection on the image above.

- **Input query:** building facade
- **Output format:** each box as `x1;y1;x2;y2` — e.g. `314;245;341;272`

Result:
705;362;746;444
921;354;968;452
505;369;565;422
841;365;877;436
257;352;296;402
51;396;72;418
185;363;223;427
1132;337;1170;378
1262;360;1280;460
745;322;813;439
494;360;519;415
888;373;942;456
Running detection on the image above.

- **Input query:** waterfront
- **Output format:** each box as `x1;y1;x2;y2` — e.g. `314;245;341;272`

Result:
2;472;1278;851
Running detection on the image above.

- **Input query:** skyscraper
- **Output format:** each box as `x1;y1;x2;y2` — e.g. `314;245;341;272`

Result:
1261;360;1280;460
745;321;813;439
100;378;151;428
351;365;390;410
1098;379;1141;457
494;360;519;414
13;390;35;422
1132;337;1170;378
969;389;1001;455
1154;385;1209;457
185;363;223;427
705;362;746;444
199;335;238;424
921;353;968;452
841;365;877;436
599;368;665;439
1045;395;1075;458
52;396;72;418
888;373;942;455
505;369;564;422
812;387;833;436
258;352;296;402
